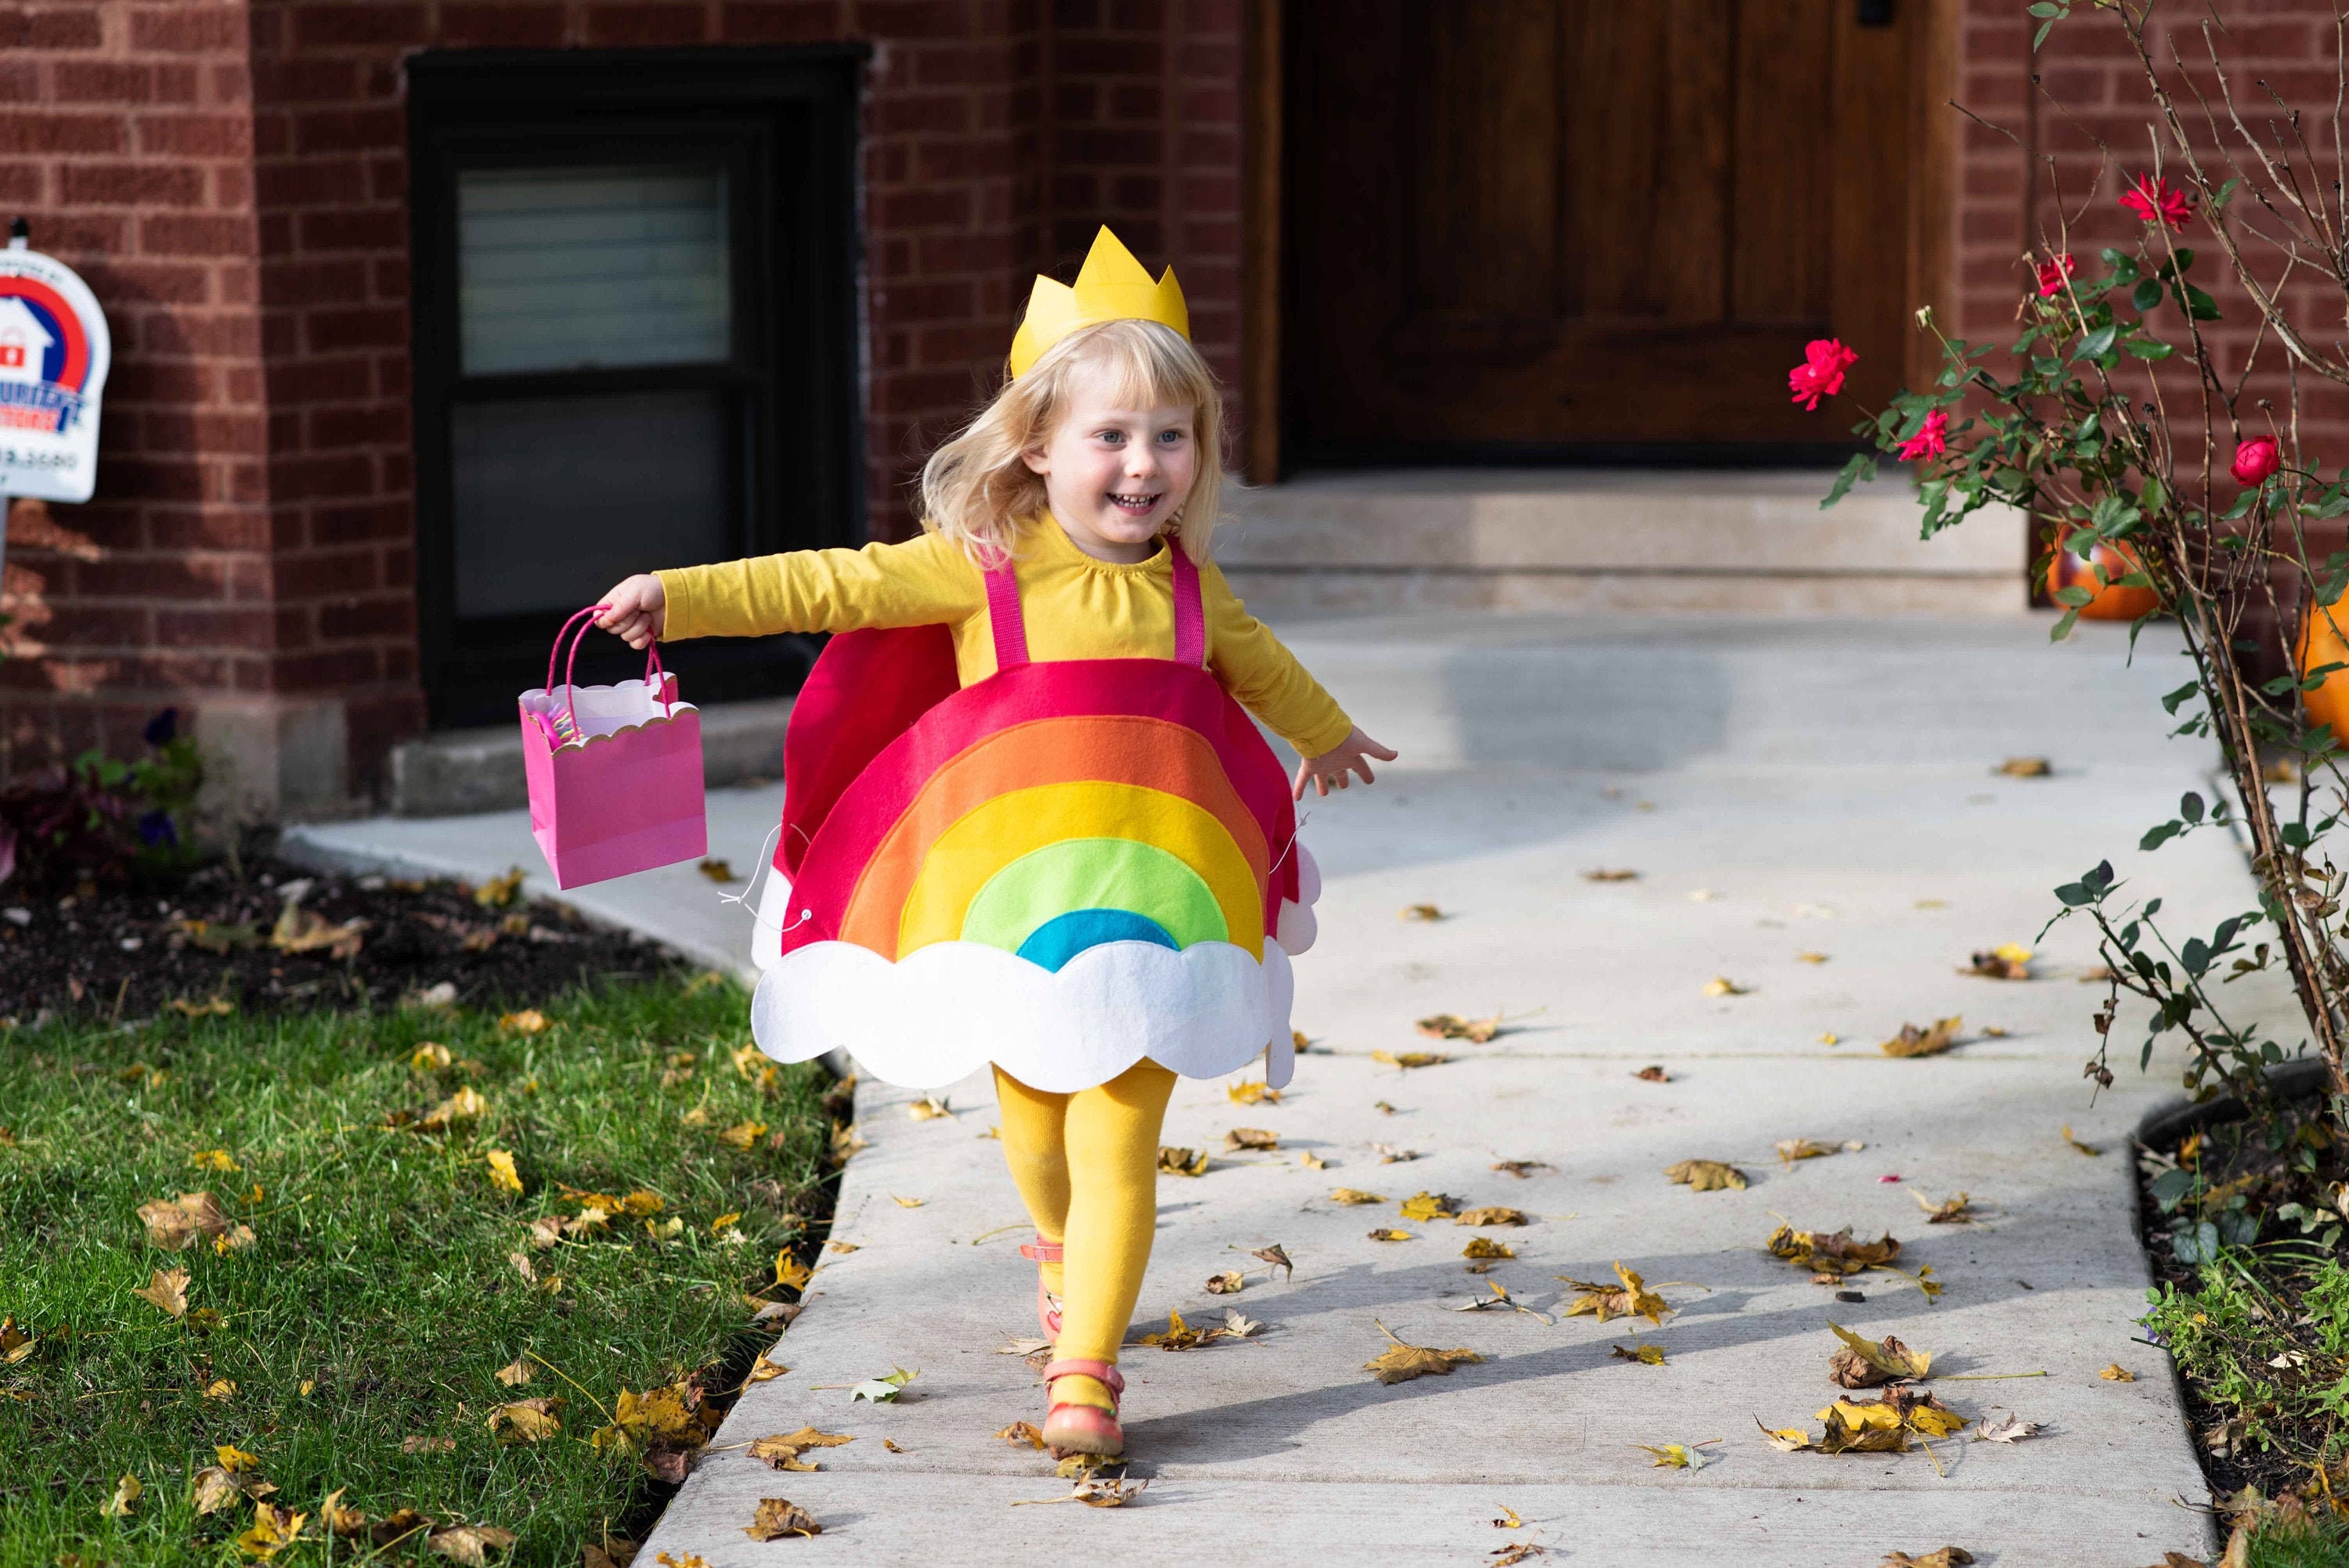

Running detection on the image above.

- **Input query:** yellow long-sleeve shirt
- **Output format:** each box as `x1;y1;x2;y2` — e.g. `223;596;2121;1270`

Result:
655;520;1355;757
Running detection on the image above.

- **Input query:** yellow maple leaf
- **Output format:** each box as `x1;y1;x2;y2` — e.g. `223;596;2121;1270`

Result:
1611;1343;1666;1365
1366;1227;1414;1242
484;1150;523;1194
236;1500;308;1559
102;1472;142;1517
1330;1188;1386;1206
132;1267;190;1318
487;1397;563;1444
1882;1016;1964;1058
1156;1145;1210;1177
907;1096;952;1120
1398;1191;1460;1221
1559;1261;1671;1326
2100;1362;2135;1382
1664;1159;1748;1192
1371;1050;1450;1069
774;1253;814;1292
720;1120;768;1150
190;1148;240;1173
1363;1320;1481;1383
1463;1237;1516;1260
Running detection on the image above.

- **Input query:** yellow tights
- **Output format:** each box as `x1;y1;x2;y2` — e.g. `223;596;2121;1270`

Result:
991;1058;1175;1414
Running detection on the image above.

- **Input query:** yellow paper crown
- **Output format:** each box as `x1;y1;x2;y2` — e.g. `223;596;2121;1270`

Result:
1007;226;1189;378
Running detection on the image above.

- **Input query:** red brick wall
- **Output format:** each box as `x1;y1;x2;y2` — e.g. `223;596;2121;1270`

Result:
1948;1;2349;456
0;0;268;776
0;0;1249;805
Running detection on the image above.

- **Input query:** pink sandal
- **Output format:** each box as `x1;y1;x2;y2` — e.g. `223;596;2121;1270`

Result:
1040;1357;1125;1456
1019;1236;1063;1338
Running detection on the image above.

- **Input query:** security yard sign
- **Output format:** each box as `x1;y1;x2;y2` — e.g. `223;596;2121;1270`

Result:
0;232;110;504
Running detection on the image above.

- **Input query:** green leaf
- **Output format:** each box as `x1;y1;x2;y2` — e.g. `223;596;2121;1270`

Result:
2181;791;2204;824
2051;606;2082;643
2131;277;2164;312
2213;177;2241;209
2076;323;2118;359
2026;1;2062;13
2185;284;2221;320
2160;679;2199;715
2033;16;2056;48
2051;585;2095;608
1821;452;1875;510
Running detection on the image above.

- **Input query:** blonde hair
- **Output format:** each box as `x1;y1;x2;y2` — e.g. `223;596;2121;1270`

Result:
918;318;1227;567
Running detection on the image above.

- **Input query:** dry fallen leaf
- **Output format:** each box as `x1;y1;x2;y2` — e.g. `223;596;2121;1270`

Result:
402;1436;456;1454
1973;1411;2042;1443
1775;1139;1864;1164
1492;1546;1546;1566
907;1095;952;1121
1560;1262;1672;1326
418;1087;489;1131
1364;1320;1483;1384
133;1267;190;1318
1583;868;1640;881
428;1523;517;1563
1636;1441;1712;1470
1665;1159;1748;1192
1633;1065;1669;1083
993;1421;1047;1451
749;1427;853;1472
1611;1343;1666;1366
1492;1159;1553;1178
240;1500;312;1560
719;1120;768;1151
1251;1244;1295;1280
697;858;736;884
883;1439;906;1454
1158;1146;1210;1177
744;1354;788;1386
191;1465;249;1516
0;1317;34;1364
1136;1309;1209;1350
1417;1012;1503;1043
1221;1307;1263;1339
1373;1142;1420;1163
1701;977;1750;997
1963;943;2034;981
1799;951;1830;964
1821;1387;1968;1440
190;1148;240;1173
138;1190;229;1251
1828;1321;1932;1386
1373;1050;1452;1070
1204;1270;1247;1294
1299;1150;1328;1170
497;1007;548;1036
2100;1363;2135;1382
484;1150;523;1195
103;1472;142;1518
1493;1505;1525;1529
1768;1224;1910;1287
1224;1126;1279;1152
1330;1188;1386;1206
1914;1190;1977;1224
1227;1079;1282;1105
1463;1237;1516;1262
1756;1417;1812;1452
487;1397;564;1444
1881;1548;1976;1568
494;1358;532;1387
1457;1206;1528;1227
890;1195;924;1209
1366;1227;1414;1242
1997;756;2051;777
1882;1017;1963;1058
1400;1191;1461;1221
2064;1126;2104;1157
1402;903;1445;921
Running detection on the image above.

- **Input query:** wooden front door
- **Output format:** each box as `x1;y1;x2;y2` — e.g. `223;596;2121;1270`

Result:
1281;1;1916;463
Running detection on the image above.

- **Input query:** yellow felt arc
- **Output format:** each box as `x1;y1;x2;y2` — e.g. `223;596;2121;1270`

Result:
897;781;1262;960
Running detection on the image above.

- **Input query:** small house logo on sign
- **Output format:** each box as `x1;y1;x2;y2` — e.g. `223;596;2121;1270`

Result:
0;232;110;503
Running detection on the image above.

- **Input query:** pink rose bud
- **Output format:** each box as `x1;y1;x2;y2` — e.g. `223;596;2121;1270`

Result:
2231;436;2282;485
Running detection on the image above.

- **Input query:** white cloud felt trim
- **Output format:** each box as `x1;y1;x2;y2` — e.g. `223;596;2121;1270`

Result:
751;937;1297;1094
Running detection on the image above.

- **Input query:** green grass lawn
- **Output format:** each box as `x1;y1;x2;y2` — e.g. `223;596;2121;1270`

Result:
0;975;834;1566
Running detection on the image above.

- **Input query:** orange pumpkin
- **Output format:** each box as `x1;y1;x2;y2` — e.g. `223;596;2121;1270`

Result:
2298;600;2349;740
2047;532;2160;621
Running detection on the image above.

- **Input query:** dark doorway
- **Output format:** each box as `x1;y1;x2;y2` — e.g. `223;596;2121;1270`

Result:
1281;2;1917;467
408;47;862;730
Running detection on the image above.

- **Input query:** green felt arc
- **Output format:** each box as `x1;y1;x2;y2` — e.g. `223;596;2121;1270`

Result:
959;837;1229;953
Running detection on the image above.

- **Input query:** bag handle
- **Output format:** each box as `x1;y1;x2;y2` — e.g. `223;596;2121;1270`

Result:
544;605;675;746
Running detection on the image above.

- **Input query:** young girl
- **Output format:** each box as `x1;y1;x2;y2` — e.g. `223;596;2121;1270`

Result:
595;228;1392;1456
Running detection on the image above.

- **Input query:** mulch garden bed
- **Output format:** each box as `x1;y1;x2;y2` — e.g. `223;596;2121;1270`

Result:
0;845;677;1025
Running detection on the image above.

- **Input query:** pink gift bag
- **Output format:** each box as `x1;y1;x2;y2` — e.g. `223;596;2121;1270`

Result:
518;605;707;889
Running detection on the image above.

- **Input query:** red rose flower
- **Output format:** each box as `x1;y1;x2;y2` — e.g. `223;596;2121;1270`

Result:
1896;409;1950;463
1787;337;1858;411
2120;173;2192;229
2035;254;2077;297
2232;436;2282;485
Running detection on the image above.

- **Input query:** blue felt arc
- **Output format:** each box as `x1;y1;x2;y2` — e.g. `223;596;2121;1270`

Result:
1014;907;1178;971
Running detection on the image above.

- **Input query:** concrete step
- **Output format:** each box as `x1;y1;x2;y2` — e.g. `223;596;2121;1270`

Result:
385;695;793;817
1218;466;2029;616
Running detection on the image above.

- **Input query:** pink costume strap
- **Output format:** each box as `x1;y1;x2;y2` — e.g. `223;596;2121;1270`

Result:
982;540;1207;669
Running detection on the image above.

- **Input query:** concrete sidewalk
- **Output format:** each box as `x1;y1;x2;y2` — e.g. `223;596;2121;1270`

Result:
294;613;2282;1566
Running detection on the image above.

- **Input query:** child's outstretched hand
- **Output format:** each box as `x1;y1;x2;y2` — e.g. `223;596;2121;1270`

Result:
595;575;667;650
1294;726;1398;801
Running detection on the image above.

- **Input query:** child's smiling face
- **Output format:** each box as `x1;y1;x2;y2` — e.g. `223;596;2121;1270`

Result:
1023;361;1198;563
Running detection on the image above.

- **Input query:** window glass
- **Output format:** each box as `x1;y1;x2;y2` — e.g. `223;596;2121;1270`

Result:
451;390;728;619
458;165;731;375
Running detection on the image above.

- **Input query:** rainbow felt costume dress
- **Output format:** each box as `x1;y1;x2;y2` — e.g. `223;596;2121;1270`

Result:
745;542;1320;1093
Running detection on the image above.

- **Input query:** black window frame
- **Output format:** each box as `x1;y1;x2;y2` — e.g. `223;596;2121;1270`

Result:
407;45;865;730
